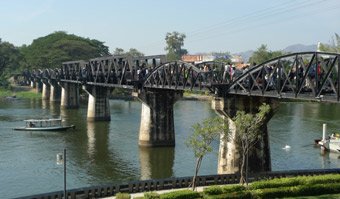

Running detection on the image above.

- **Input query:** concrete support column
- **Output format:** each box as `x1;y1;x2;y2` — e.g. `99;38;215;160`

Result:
42;80;50;100
49;80;61;102
36;81;43;93
212;95;279;174
83;85;111;121
134;89;183;147
60;82;80;109
30;80;36;88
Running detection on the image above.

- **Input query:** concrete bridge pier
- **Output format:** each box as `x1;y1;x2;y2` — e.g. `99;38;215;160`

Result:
134;89;183;147
35;80;43;93
30;80;36;88
49;80;61;102
212;95;279;174
59;82;80;109
83;85;111;121
42;80;50;100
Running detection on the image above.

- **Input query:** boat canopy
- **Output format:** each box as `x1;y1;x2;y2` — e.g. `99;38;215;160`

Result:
24;118;62;128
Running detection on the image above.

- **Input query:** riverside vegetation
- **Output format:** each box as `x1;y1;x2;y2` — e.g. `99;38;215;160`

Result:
115;174;340;199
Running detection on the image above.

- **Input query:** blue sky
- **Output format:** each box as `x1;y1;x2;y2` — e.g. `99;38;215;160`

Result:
0;0;339;55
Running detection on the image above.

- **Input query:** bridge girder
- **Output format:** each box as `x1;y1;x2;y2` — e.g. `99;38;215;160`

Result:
21;51;340;103
228;52;340;103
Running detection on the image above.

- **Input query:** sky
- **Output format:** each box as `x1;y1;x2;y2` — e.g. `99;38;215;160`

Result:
0;0;339;55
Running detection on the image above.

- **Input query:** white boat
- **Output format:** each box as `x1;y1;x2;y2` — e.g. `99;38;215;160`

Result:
13;118;75;131
316;123;340;152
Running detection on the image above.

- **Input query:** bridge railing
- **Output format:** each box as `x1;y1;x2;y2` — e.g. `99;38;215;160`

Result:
14;168;340;199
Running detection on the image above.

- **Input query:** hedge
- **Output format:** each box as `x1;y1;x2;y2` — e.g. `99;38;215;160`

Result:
160;190;201;199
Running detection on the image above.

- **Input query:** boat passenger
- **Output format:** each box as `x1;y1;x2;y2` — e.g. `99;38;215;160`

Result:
29;122;35;127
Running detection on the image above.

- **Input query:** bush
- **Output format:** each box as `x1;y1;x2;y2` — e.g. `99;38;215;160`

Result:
250;174;340;190
203;186;223;195
115;192;131;199
253;186;294;199
204;185;246;196
251;183;340;198
250;177;302;190
203;191;252;199
160;190;200;199
222;185;246;193
144;191;160;199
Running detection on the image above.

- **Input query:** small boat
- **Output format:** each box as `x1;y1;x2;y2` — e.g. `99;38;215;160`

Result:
316;123;340;152
13;118;75;131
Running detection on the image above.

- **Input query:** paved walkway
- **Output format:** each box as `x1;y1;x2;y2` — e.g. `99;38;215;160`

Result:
102;186;207;199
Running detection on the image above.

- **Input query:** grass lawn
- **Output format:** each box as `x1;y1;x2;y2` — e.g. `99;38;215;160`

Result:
0;86;41;99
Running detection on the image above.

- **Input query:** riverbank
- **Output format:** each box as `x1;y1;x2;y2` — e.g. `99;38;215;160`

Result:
1;85;212;101
0;85;41;99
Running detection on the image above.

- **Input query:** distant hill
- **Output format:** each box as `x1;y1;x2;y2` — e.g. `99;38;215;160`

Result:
283;44;317;53
236;44;317;62
235;50;254;63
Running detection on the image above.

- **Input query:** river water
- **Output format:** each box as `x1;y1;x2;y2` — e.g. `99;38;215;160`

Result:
1;98;340;198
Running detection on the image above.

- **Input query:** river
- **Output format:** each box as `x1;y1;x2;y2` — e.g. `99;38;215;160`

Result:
0;98;340;198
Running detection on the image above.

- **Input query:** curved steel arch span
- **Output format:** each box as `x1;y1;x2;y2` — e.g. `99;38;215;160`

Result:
143;61;228;91
228;52;340;102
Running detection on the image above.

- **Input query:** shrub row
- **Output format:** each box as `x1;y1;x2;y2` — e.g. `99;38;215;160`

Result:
253;182;340;198
203;185;245;196
159;190;201;199
250;174;340;190
118;174;340;199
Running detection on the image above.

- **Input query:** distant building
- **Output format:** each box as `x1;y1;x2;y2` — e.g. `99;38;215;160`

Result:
230;55;243;64
181;55;203;63
181;54;215;64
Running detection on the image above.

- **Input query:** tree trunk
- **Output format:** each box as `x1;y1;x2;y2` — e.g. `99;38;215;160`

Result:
192;156;203;191
239;149;246;184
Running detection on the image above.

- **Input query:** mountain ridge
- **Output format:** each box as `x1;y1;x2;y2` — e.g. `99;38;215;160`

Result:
235;44;317;62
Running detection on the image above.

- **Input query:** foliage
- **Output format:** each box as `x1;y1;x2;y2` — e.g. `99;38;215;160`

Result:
251;177;302;189
165;31;188;61
201;174;340;199
233;103;271;185
319;33;340;53
159;190;200;199
251;174;340;190
204;185;246;198
248;44;285;65
203;186;223;195
0;39;24;85
211;52;232;63
20;31;110;69
186;117;228;190
115;192;131;199
113;47;144;57
0;87;40;99
144;191;160;199
204;191;252;199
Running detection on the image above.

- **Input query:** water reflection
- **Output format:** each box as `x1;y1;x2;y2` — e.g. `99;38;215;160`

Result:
49;101;60;117
139;147;174;180
42;99;48;110
86;121;110;160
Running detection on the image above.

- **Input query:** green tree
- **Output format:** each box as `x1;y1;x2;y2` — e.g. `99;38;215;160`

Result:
319;33;340;53
165;31;188;61
212;52;231;63
233;103;271;185
113;48;125;55
20;31;110;69
0;39;23;86
248;44;284;65
186;117;228;191
113;48;144;57
126;48;144;57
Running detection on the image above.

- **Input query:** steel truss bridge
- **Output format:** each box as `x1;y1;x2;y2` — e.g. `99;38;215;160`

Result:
24;51;340;103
